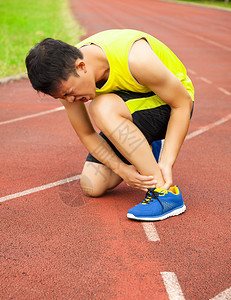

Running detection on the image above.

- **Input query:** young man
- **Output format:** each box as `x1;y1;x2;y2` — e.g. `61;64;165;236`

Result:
25;29;194;221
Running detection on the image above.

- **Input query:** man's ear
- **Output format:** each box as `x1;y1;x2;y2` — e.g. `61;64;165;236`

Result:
75;60;87;73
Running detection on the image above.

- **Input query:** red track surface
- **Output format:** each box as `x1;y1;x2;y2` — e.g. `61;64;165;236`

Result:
0;0;230;299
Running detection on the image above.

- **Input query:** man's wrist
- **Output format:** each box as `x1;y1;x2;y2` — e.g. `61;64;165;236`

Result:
110;161;127;177
158;158;174;168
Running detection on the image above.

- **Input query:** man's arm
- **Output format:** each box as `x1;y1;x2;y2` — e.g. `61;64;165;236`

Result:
129;39;193;189
60;99;156;191
59;99;123;171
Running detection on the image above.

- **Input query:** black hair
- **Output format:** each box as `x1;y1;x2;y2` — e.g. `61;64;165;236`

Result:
25;38;83;95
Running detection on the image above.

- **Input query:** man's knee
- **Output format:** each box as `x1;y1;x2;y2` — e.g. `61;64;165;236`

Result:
80;174;106;197
89;94;132;123
89;94;112;121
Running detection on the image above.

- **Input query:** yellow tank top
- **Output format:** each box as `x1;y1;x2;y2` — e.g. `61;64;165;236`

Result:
76;29;194;110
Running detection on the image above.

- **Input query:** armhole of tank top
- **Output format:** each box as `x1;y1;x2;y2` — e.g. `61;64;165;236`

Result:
128;37;152;86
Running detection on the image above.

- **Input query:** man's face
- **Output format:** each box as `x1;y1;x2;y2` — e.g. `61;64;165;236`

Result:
51;63;96;103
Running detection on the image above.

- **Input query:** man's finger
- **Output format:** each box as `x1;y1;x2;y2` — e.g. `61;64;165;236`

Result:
137;174;155;181
160;182;171;190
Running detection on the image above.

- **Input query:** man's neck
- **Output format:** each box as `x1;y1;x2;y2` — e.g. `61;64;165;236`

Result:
80;44;109;88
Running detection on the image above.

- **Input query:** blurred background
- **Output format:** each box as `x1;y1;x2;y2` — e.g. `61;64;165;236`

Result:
0;0;230;79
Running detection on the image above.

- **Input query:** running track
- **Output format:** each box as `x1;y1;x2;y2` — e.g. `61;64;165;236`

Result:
0;0;230;299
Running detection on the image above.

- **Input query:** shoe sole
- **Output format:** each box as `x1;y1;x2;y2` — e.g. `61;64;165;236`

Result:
127;204;186;221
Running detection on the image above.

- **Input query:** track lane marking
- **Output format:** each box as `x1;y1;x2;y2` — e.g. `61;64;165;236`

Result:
183;69;231;96
0;114;230;204
186;32;231;52
200;77;212;84
0;175;80;203
141;113;231;242
115;0;231;52
218;87;231;96
142;222;160;241
0;106;64;126
210;286;231;300
187;69;231;96
186;113;231;140
188;69;197;75
161;272;185;300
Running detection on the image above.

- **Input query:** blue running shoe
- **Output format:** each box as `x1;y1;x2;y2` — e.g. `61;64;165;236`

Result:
127;186;186;221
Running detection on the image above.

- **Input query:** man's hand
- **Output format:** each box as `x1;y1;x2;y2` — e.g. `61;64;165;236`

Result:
119;165;157;192
158;161;173;190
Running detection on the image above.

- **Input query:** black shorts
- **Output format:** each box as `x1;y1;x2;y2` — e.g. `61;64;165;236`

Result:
86;91;192;165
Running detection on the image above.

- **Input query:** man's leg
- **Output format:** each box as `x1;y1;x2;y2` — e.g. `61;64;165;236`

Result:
89;93;165;187
80;161;123;197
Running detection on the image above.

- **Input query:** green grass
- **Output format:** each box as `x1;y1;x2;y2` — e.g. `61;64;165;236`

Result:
172;0;231;9
0;0;84;78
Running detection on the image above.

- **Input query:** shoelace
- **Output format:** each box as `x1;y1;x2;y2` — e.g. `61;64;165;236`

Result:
142;188;165;211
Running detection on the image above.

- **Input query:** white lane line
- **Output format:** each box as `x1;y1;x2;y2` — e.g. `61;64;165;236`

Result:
200;76;212;84
0;106;64;126
161;272;185;300
0;175;81;203
1;113;230;204
210;286;231;300
188;69;197;75
188;33;231;52
218;87;231;96
142;222;160;241
186;113;231;140
126;3;231;53
141;114;231;242
187;71;231;95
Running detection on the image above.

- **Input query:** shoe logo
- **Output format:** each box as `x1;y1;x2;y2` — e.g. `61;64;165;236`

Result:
159;191;168;197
